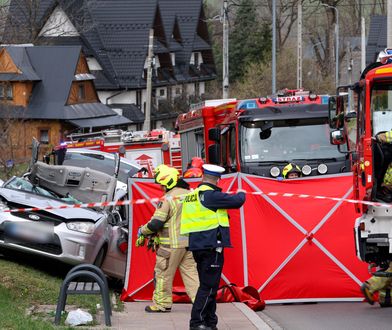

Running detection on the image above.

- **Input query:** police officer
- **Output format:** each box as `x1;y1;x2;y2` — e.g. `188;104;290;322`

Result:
139;164;199;313
181;164;246;330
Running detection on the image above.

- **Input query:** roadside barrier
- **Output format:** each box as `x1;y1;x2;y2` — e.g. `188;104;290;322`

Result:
3;190;392;213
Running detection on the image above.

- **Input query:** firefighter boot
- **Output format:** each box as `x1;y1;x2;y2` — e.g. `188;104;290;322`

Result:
145;305;171;313
361;282;375;305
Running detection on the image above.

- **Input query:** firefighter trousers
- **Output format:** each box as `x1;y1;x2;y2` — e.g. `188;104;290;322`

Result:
152;246;199;310
366;262;392;294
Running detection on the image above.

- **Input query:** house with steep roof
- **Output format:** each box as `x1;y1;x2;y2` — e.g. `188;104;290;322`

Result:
4;0;217;131
366;16;387;65
0;45;131;162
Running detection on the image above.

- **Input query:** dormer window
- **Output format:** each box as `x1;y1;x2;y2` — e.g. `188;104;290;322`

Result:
78;84;85;100
0;82;13;100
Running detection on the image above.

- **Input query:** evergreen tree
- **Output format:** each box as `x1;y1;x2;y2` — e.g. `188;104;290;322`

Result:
229;0;271;82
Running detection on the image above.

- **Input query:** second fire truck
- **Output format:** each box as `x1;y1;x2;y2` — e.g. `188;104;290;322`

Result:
177;89;350;178
330;49;392;266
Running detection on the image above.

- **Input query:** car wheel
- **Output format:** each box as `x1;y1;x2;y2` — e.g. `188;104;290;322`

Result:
93;246;107;268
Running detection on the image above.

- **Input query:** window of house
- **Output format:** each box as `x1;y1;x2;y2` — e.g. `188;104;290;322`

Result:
39;129;50;144
194;52;199;67
78;84;85;100
0;83;13;100
136;90;142;107
195;82;200;96
160;89;165;97
175;87;181;95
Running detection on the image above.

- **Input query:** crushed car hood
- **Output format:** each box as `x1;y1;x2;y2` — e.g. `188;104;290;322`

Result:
0;188;102;222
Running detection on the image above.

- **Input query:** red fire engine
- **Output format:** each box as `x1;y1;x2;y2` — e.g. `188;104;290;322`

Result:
64;129;182;176
330;49;392;266
178;89;350;178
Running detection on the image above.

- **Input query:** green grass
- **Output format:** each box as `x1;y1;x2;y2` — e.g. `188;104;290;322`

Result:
0;255;123;329
0;162;29;181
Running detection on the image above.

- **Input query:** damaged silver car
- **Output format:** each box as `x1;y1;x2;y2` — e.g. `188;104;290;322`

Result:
0;140;128;279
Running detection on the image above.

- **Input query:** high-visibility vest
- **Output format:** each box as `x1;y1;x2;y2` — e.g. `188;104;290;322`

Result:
180;185;229;234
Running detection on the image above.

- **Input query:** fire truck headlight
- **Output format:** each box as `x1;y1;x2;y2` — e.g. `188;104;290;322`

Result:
317;163;328;174
302;165;312;176
270;167;280;178
309;93;317;100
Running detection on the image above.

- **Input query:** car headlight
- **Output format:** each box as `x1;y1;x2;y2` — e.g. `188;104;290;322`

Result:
66;221;95;234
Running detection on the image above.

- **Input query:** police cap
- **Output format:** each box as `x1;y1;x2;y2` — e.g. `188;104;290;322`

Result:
202;164;225;177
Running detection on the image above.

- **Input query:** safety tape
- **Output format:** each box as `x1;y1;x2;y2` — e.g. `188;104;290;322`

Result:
2;190;392;213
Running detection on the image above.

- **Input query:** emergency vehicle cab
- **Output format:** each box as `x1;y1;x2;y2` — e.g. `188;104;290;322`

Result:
178;89;350;178
330;49;392;266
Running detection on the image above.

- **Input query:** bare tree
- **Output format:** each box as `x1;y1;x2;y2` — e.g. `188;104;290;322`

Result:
1;0;97;44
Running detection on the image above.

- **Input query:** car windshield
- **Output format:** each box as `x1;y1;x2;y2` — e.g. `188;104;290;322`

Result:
4;177;80;204
240;118;344;163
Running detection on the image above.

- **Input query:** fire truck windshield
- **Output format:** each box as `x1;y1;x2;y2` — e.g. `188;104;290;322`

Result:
371;83;392;135
240;118;343;163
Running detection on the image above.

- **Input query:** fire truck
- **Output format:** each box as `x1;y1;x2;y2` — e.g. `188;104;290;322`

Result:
330;49;392;267
177;90;350;178
64;129;182;176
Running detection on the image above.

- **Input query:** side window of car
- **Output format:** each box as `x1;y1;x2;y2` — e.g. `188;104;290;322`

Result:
64;152;113;175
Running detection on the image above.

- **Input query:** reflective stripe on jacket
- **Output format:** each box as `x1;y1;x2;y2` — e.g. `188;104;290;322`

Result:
180;185;229;234
386;131;392;143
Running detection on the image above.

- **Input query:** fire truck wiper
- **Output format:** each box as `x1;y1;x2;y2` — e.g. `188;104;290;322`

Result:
254;161;292;166
291;157;342;162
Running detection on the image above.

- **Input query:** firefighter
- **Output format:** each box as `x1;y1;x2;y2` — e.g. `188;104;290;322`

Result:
184;157;204;178
375;131;392;201
361;263;392;305
282;163;302;179
181;164;246;330
138;164;199;313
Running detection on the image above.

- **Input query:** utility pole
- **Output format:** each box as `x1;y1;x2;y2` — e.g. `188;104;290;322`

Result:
272;0;276;94
297;1;302;89
143;29;154;132
361;17;366;72
322;4;339;88
222;0;229;98
388;0;392;48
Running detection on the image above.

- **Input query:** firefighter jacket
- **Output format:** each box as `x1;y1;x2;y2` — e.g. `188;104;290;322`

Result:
141;186;189;248
382;131;392;187
181;182;246;251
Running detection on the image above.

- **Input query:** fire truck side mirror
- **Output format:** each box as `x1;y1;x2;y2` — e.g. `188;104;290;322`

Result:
208;144;221;165
330;129;346;145
328;96;337;128
208;127;221;142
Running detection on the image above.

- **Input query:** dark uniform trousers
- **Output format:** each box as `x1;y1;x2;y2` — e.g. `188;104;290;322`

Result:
190;248;224;328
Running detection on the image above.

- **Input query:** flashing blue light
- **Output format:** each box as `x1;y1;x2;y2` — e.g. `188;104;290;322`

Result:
238;100;257;109
321;95;329;104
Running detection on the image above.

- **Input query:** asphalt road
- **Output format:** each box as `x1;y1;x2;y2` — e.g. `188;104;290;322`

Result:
258;302;392;330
